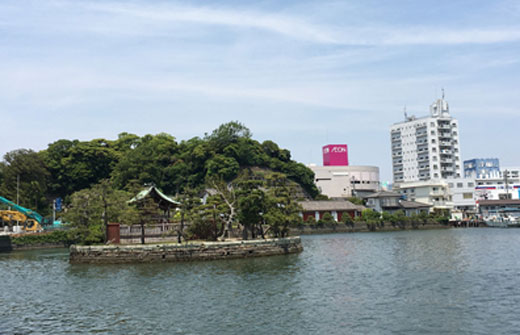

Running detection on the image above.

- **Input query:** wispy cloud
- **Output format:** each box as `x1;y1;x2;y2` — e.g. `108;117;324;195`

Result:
81;2;520;46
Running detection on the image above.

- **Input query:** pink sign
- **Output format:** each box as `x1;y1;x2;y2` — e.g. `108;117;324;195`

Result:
323;144;349;166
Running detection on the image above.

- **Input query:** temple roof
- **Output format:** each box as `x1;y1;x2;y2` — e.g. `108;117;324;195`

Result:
129;186;180;210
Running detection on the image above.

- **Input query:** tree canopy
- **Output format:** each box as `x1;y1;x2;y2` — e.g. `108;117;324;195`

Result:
0;121;320;222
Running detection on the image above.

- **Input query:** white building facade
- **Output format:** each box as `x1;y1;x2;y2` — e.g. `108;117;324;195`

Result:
474;167;520;201
309;165;380;198
393;180;453;211
390;97;462;184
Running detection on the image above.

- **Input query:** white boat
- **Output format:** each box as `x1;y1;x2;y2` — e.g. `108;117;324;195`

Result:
484;208;520;228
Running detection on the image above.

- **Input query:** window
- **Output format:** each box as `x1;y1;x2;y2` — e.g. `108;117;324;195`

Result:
463;193;473;199
468;182;474;187
457;183;463;188
448;183;454;187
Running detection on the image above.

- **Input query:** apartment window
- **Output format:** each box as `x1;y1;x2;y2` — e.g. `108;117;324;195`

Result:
434;165;438;169
448;183;454;187
431;131;435;135
430;122;435;127
468;182;474;187
463;193;473;199
457;183;463;188
432;139;436;143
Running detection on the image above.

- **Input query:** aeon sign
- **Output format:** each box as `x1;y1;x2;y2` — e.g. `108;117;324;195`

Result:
323;144;349;166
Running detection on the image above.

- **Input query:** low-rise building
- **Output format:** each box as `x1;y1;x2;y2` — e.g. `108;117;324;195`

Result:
364;191;431;216
446;177;478;216
474;167;520;201
478;199;520;217
309;165;380;198
298;200;365;222
393;180;453;211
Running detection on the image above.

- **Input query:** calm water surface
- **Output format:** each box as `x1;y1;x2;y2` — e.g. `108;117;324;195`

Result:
2;228;520;334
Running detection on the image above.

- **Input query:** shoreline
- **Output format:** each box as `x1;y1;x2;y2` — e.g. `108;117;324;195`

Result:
69;236;303;264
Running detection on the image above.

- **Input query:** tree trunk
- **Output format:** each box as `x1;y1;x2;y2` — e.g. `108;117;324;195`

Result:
140;222;145;244
242;224;248;240
178;211;184;243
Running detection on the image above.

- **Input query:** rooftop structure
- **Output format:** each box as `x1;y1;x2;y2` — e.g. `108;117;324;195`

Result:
322;144;349;166
464;158;500;179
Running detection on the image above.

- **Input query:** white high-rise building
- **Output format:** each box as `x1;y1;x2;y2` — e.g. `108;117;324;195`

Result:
390;96;462;184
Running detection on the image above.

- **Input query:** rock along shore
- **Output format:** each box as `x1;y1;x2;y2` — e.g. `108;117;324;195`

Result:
69;236;303;264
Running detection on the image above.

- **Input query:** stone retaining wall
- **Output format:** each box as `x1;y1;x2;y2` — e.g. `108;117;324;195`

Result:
69;237;303;264
289;222;451;235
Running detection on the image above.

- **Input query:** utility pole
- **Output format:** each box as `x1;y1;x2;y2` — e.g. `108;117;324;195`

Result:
16;175;20;205
505;169;510;199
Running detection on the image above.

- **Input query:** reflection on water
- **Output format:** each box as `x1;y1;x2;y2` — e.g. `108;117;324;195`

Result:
2;229;520;334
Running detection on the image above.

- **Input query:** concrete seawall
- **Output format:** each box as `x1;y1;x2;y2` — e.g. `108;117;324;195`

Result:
69;237;303;264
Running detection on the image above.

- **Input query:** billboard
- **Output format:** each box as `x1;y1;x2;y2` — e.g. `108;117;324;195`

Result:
323;144;349;166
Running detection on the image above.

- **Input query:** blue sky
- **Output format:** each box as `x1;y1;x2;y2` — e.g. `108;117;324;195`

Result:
1;0;519;182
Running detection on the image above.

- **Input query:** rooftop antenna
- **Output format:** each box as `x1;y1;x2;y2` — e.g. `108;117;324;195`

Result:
442;88;445;100
403;105;408;120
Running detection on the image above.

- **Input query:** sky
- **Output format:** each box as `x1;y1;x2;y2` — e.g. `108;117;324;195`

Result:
1;0;519;182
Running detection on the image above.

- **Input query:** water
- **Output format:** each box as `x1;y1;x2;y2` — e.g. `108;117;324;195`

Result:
2;229;520;334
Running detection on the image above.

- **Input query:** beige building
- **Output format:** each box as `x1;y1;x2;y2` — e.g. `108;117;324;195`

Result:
393;180;453;211
309;165;380;198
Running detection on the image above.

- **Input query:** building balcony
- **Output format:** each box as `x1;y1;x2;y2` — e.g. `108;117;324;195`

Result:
439;141;452;147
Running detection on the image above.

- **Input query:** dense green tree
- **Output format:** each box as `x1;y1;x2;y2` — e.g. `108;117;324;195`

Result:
361;208;381;231
205;121;252;152
112;133;178;194
262;173;302;237
0;149;50;214
64;180;138;244
42;139;118;198
206;154;240;181
236;180;265;240
342;212;354;228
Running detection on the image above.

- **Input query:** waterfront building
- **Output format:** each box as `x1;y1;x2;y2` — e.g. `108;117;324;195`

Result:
446;177;478;217
298;200;364;222
478;199;520;217
393;180;453;211
364;191;431;216
474;167;520;201
464;158;500;178
309;164;380;198
390;95;462;184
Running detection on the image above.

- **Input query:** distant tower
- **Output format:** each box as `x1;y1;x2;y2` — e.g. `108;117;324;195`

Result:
390;92;462;183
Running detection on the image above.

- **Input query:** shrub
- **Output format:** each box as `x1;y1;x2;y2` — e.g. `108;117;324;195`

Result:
320;212;336;226
11;230;76;246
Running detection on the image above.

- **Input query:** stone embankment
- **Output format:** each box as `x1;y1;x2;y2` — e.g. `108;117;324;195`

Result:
289;222;453;235
69;236;303;264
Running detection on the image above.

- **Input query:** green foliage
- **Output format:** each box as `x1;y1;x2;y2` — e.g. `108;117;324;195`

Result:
42;139;118;198
0;149;50;215
305;215;316;226
347;197;364;206
112;133;179;194
11;230;74;246
361;208;381;231
63;180;138;244
1;121;321;227
320;212;336;225
314;194;329;200
342;212;354;226
262;173;302;238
